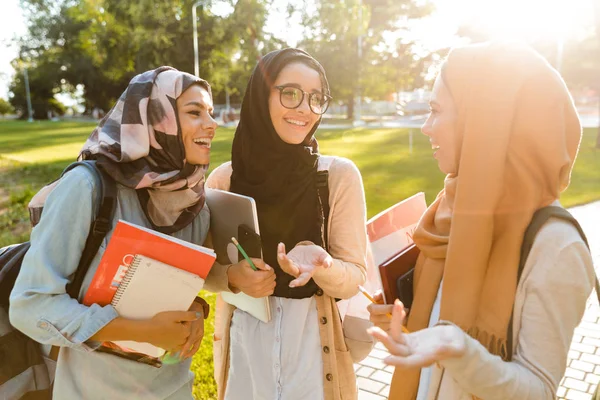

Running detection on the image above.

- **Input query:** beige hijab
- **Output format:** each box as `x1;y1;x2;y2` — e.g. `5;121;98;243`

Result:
390;42;582;399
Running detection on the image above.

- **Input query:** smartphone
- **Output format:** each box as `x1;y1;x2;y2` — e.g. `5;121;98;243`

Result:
238;224;262;259
395;268;414;310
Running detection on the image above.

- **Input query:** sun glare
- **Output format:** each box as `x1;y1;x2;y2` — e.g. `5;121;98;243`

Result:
426;0;594;46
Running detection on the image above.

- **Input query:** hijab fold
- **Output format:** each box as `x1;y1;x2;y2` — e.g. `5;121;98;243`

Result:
391;42;582;399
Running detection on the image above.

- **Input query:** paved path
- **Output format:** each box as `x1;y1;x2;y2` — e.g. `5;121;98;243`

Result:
356;201;600;399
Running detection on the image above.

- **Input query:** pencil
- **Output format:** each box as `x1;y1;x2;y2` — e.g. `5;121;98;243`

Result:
358;285;410;334
231;237;258;271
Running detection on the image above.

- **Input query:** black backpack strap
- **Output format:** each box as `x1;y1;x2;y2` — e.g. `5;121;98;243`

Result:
62;161;117;299
506;206;598;361
316;169;330;251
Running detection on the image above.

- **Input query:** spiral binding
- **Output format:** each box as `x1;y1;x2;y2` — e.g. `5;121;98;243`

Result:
111;255;142;307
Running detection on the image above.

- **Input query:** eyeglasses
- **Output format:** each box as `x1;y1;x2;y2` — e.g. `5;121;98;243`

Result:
273;85;332;115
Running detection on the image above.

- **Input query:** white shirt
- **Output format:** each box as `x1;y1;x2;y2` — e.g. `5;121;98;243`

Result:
225;296;324;400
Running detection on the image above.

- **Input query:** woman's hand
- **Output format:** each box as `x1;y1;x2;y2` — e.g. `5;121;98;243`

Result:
277;242;333;287
142;310;203;353
227;258;276;298
179;300;208;359
366;290;395;332
368;301;467;369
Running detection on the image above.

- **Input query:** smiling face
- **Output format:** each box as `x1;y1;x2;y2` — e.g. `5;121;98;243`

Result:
268;62;322;145
177;84;217;165
421;74;459;175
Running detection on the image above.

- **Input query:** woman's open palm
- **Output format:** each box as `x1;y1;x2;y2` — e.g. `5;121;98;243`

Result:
368;301;467;369
277;242;333;287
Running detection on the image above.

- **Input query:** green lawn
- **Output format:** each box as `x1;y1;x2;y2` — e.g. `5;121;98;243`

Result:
1;120;599;399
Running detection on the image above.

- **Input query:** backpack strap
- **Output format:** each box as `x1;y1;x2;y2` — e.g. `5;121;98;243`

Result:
506;206;598;361
316;157;333;251
62;161;117;299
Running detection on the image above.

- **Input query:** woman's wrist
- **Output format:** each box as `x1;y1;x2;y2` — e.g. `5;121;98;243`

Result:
434;321;468;360
225;263;241;293
90;317;150;343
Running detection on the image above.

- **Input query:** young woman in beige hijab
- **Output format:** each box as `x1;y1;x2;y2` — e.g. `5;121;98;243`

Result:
367;42;595;399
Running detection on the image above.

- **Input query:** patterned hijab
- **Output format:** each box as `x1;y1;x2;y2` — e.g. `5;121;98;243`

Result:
79;66;212;233
390;42;582;399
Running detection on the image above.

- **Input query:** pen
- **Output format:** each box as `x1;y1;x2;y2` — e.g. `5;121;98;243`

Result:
231;237;258;271
358;285;410;334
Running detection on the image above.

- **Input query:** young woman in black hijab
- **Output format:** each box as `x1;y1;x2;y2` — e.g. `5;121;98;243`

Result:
207;48;368;400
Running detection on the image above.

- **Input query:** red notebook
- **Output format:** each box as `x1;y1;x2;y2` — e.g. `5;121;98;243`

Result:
83;220;216;306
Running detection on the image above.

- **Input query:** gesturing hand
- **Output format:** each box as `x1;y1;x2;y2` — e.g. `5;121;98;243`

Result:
277;242;333;288
368;301;466;369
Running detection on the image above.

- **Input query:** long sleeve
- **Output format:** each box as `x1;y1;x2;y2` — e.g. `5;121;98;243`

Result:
202;164;238;294
439;238;594;399
312;157;368;299
203;230;236;293
9;167;118;351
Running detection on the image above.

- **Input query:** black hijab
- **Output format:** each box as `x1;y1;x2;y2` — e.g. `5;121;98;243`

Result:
230;48;330;298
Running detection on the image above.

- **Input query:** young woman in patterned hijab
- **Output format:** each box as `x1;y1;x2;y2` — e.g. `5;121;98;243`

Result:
367;42;595;400
11;66;219;399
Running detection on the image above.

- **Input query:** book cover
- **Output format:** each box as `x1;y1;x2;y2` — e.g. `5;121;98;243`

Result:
367;192;427;266
379;243;420;305
83;220;216;306
338;193;427;318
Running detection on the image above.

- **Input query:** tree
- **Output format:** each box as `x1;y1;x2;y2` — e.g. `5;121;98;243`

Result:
0;98;14;116
11;0;273;112
296;0;434;119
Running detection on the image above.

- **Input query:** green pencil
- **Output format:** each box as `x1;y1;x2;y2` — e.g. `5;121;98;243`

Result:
231;237;258;271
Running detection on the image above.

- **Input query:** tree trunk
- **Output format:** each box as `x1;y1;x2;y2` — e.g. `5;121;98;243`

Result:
346;94;354;120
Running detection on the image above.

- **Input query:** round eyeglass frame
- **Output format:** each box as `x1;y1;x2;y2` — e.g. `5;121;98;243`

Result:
273;85;332;115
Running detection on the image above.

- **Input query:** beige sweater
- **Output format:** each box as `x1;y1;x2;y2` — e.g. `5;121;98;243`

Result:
203;156;368;400
419;212;595;399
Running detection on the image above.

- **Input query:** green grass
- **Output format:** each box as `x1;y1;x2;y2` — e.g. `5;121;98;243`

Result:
1;120;599;399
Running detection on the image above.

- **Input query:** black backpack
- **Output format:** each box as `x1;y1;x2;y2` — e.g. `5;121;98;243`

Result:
0;161;116;400
506;206;600;360
507;206;600;398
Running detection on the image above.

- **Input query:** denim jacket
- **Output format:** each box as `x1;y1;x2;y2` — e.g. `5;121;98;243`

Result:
9;165;211;399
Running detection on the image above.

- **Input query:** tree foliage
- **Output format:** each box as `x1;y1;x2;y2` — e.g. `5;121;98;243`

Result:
0;98;14;116
10;0;274;117
297;0;434;118
10;0;438;120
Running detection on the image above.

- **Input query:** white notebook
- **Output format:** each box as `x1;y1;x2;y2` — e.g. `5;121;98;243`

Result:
110;255;205;357
206;188;271;323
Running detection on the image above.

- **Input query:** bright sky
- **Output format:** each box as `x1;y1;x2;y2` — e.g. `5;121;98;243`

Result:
0;0;596;100
0;0;26;98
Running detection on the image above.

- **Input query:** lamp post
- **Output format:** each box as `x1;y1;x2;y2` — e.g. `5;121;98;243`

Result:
353;0;365;127
192;1;204;78
23;67;33;122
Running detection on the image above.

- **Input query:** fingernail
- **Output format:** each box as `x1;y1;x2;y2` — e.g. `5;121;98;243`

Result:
289;283;296;288
196;312;203;318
